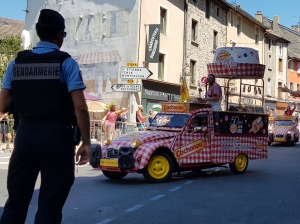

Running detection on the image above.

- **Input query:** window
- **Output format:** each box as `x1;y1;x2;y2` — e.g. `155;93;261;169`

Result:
255;27;259;45
267;79;271;96
205;0;210;19
191;20;198;42
190;60;196;83
278;59;283;72
288;82;291;96
278;82;282;98
290;61;294;72
297;62;300;74
216;7;219;17
158;53;165;80
279;43;282;55
294;84;298;91
213;30;218;50
160;7;167;35
268;55;272;69
230;11;234;26
268;39;272;51
237;17;241;36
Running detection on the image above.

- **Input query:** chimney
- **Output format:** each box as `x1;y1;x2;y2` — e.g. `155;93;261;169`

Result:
291;25;299;32
236;5;241;9
273;16;280;24
255;11;263;23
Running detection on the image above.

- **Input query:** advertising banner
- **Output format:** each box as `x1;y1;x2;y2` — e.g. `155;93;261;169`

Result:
213;112;268;135
148;24;160;63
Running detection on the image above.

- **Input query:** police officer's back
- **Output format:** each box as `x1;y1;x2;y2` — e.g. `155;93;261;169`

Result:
0;9;91;224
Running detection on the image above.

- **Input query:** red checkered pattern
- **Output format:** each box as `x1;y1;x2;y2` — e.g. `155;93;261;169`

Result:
134;138;175;170
210;135;268;164
272;126;299;140
207;63;265;78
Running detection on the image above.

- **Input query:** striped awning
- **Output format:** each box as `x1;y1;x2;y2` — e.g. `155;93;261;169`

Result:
77;50;122;65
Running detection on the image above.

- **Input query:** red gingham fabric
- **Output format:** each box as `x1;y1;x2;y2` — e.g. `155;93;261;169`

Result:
207;63;265;78
272;126;299;141
210;135;267;164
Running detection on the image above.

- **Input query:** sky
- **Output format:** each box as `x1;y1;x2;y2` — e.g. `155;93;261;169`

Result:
0;0;299;29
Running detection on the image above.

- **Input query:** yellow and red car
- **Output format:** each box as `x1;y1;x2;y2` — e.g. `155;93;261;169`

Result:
268;116;299;146
90;102;268;182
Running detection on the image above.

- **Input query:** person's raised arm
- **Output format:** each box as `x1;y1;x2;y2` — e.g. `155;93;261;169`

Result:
71;89;91;165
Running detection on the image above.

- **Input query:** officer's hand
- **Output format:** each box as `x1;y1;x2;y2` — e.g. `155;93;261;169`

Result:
76;143;91;165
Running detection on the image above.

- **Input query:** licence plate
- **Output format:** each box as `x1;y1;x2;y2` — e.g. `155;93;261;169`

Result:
274;138;285;142
100;159;118;167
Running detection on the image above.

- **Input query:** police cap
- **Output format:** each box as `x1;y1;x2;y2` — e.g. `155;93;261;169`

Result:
37;9;65;29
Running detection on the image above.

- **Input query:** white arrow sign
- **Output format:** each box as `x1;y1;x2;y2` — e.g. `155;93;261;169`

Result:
111;84;141;92
120;66;153;79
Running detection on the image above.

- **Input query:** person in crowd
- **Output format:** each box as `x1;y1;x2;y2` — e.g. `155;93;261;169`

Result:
265;106;276;117
0;9;90;224
116;107;129;135
284;102;296;115
148;109;155;124
104;105;128;139
0;113;13;152
136;105;149;130
199;74;222;111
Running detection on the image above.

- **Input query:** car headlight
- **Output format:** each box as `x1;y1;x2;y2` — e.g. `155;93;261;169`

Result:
287;131;291;134
130;139;141;148
103;139;111;146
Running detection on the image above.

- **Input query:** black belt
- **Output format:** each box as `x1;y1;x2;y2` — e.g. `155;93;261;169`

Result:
19;117;69;125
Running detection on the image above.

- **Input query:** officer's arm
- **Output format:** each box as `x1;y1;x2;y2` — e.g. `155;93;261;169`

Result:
0;89;13;113
71;89;91;145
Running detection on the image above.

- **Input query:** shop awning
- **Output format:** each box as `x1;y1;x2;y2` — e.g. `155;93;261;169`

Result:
142;79;181;95
77;50;122;65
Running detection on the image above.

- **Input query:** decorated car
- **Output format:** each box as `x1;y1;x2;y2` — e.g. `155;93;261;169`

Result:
90;102;268;183
268;115;299;146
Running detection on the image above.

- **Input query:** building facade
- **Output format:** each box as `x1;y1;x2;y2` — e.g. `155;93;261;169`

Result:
226;5;267;109
262;15;300;115
185;0;229;105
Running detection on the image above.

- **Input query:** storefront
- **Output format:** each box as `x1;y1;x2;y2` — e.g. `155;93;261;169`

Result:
141;79;181;115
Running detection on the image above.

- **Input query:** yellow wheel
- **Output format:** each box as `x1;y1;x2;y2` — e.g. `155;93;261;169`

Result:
143;152;173;183
229;153;248;174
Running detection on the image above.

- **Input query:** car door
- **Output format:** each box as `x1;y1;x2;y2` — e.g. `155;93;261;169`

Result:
172;112;211;165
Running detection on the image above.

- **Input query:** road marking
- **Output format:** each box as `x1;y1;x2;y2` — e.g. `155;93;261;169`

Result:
96;218;114;224
125;204;143;212
150;194;165;201
170;186;181;192
185;181;194;185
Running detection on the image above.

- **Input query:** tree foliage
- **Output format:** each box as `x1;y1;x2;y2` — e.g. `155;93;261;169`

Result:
0;35;23;85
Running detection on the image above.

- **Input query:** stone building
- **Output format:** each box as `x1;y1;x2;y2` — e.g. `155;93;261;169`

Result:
185;0;230;107
262;15;300;115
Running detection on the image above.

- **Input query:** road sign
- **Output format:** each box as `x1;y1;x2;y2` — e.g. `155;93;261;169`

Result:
120;66;153;79
111;84;141;92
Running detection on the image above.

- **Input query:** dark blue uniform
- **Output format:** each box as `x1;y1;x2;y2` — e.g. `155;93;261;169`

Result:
0;41;85;224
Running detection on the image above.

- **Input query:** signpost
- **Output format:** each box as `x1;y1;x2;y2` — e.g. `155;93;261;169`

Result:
111;84;141;92
120;66;153;79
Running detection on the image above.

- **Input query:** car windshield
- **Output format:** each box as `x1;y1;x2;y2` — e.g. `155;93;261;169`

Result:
149;113;189;128
275;120;293;126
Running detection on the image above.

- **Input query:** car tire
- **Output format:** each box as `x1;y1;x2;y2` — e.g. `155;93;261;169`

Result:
229;153;248;174
102;171;128;179
143;152;173;183
268;142;272;146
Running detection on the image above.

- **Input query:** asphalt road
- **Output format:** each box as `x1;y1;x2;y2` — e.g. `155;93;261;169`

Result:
0;143;300;224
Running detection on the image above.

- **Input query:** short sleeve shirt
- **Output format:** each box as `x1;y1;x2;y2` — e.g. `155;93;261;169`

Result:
205;82;222;98
2;42;86;92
